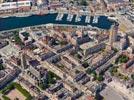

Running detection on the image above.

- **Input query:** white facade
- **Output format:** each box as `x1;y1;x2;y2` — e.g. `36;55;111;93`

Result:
0;1;31;10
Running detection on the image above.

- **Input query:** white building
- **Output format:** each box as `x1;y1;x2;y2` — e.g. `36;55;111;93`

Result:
0;0;31;11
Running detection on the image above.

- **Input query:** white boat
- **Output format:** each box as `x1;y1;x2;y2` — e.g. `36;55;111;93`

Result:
85;16;90;23
92;16;98;23
1;16;9;18
67;14;74;22
108;16;117;21
56;13;64;21
15;13;31;17
75;15;81;22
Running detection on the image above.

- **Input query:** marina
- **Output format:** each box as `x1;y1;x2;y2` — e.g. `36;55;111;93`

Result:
0;0;133;100
0;13;114;32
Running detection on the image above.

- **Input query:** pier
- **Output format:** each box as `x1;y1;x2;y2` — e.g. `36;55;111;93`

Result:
56;13;64;21
92;16;99;23
67;14;74;22
85;16;91;23
75;14;81;22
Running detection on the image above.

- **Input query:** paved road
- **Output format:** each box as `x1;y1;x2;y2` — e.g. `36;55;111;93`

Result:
0;93;3;100
100;86;126;100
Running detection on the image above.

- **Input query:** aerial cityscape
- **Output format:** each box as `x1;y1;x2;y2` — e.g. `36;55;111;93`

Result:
0;0;134;100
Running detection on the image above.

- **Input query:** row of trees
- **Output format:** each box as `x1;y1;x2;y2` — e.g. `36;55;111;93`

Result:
115;55;129;64
86;70;104;82
0;64;4;70
39;71;61;90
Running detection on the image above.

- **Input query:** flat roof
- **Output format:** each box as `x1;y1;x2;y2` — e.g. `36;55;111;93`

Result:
105;0;125;4
0;1;31;10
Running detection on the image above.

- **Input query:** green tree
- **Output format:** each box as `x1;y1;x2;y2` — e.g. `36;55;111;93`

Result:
97;75;104;82
131;74;134;80
86;68;92;75
13;32;22;45
0;64;4;70
82;62;89;68
2;95;10;100
91;71;97;80
80;0;88;6
39;83;48;90
77;54;82;59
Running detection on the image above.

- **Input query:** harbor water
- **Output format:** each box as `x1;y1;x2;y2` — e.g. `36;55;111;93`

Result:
0;13;114;31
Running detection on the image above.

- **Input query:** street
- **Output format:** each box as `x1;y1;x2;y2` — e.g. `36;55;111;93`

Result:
100;86;128;100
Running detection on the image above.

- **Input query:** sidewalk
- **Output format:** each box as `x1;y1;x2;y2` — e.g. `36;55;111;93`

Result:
108;81;134;100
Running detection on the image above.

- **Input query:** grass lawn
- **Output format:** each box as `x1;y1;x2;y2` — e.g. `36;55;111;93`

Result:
1;82;32;100
6;88;26;100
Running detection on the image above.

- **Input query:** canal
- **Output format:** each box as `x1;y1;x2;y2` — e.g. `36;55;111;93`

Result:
0;13;114;31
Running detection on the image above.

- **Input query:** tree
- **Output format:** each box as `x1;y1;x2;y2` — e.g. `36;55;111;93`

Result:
2;95;10;100
124;76;129;81
113;48;118;53
13;31;23;45
39;83;48;90
77;54;82;59
97;75;104;82
118;55;129;63
75;70;80;74
131;74;134;80
82;62;89;68
80;0;88;6
95;93;104;100
0;64;4;70
91;71;97;80
59;41;67;46
86;68;92;75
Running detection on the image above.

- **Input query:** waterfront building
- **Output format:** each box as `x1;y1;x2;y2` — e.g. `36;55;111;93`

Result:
104;0;129;10
0;0;32;11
